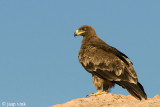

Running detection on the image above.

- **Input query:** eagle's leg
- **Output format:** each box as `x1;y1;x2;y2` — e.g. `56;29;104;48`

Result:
103;80;115;93
87;74;106;97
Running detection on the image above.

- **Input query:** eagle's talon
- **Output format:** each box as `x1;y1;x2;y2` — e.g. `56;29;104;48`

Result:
87;91;107;97
86;93;94;97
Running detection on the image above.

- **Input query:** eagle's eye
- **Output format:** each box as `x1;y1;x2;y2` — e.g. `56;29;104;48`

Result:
82;27;87;31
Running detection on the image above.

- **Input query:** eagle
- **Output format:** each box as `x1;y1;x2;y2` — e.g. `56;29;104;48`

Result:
74;25;147;100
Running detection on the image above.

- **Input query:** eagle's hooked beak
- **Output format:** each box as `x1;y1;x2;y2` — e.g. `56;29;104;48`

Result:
74;30;85;38
74;30;79;38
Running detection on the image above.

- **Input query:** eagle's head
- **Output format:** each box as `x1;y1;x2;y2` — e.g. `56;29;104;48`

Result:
74;25;96;37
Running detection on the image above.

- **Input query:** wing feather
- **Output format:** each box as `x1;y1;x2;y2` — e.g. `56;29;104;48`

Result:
78;44;137;83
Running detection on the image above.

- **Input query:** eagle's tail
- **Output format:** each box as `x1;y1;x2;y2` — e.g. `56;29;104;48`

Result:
115;81;147;100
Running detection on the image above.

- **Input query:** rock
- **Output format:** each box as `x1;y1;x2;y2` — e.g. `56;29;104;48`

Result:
51;94;160;107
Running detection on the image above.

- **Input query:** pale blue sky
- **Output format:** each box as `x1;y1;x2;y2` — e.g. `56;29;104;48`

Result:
0;0;160;107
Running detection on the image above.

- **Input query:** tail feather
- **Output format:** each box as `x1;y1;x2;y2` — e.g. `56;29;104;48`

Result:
116;81;147;100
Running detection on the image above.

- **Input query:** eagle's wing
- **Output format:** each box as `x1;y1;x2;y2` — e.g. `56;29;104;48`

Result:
91;44;133;65
78;44;137;84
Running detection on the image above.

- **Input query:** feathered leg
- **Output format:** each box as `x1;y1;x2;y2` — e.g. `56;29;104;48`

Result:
103;80;115;93
87;74;107;96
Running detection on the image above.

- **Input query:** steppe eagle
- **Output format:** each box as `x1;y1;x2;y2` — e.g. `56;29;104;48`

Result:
74;25;147;100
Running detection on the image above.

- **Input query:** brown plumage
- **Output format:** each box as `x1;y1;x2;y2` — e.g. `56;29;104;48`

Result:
74;25;147;100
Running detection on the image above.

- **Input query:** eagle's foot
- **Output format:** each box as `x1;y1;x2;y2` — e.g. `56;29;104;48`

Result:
86;91;107;97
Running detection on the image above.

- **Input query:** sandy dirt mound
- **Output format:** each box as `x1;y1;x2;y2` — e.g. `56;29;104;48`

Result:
51;94;160;107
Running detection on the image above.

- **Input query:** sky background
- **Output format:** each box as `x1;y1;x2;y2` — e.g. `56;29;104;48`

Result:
0;0;160;107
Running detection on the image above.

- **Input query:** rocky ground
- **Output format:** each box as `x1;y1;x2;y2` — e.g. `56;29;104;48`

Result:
51;94;160;107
